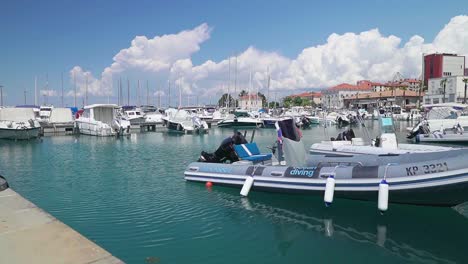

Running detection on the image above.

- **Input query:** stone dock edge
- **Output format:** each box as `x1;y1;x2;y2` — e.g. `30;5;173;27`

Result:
0;187;125;264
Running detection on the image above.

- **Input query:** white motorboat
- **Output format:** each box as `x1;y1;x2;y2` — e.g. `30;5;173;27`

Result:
407;103;468;139
0;107;41;140
186;118;468;208
121;106;146;125
162;109;209;133
76;104;128;137
217;112;263;128
140;105;164;124
38;105;53;124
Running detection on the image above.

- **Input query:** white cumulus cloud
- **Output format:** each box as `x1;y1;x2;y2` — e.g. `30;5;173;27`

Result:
70;15;468;103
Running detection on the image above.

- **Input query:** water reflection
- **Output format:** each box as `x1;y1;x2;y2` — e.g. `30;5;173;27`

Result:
213;190;466;264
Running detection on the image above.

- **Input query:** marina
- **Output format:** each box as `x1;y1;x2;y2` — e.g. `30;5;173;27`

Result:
1;120;468;263
1;2;468;263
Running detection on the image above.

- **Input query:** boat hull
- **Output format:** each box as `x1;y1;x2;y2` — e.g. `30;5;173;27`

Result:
76;120;115;137
416;133;468;143
184;162;468;206
0;127;40;140
217;121;261;128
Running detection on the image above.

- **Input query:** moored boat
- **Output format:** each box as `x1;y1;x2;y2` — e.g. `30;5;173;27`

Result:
75;104;128;137
0;107;41;140
185;118;468;209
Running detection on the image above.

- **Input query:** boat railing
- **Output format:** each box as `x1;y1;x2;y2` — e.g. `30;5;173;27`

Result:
383;163;398;180
316;161;364;172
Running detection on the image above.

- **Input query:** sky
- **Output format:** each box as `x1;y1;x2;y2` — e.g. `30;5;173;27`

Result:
1;0;468;107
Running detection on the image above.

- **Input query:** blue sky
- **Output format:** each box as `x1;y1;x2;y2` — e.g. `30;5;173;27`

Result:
1;0;467;106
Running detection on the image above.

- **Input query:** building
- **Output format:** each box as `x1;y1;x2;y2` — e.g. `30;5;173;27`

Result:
238;94;263;110
289;91;322;105
424;53;465;86
424;76;468;105
322;83;372;109
343;90;423;110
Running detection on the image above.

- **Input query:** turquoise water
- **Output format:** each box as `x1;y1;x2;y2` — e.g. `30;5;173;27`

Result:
1;121;467;264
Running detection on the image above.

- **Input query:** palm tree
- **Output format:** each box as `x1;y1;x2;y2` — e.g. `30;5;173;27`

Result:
440;78;447;103
463;78;468;104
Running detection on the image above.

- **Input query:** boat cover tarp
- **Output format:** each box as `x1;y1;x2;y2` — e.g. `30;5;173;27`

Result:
0;108;36;122
50;108;74;123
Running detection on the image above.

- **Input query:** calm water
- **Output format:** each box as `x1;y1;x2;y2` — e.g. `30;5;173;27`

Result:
1;121;467;264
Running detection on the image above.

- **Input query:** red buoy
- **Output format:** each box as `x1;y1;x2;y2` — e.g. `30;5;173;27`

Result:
206;181;213;188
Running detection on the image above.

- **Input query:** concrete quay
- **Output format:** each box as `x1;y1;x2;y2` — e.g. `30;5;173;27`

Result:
0;186;124;264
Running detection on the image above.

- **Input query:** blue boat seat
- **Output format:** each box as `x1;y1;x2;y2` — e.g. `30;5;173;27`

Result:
234;143;272;163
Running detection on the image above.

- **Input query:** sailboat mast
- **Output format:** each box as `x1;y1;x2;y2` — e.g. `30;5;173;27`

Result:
228;56;231;109
73;73;77;107
234;55;238;107
61;72;64;107
137;80;140;106
85;74;88;106
146;80;149;105
34;76;38;106
127;79;130;106
178;80;182;108
267;67;270;109
248;70;252;111
168;80;171;108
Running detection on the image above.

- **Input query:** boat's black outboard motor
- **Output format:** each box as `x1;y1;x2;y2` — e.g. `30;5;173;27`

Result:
332;128;356;141
198;132;248;163
407;121;430;139
301;116;311;129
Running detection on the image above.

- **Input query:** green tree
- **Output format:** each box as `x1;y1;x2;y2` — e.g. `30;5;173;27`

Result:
268;101;280;108
293;97;302;106
238;90;248;97
256;92;267;107
217;93;236;107
283;96;293;108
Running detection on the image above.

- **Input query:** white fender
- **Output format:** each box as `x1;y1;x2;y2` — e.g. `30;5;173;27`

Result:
240;176;254;197
324;175;335;206
378;179;389;213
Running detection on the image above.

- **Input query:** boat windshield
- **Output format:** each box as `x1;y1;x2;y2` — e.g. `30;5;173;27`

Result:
380;117;395;133
426;107;461;120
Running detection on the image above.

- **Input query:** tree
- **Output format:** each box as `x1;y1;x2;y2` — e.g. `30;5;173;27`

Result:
238;90;248;97
293;96;302;106
217;93;236;107
283;96;293;108
268;101;280;108
463;78;468;104
256;92;267;107
440;78;447;103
